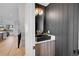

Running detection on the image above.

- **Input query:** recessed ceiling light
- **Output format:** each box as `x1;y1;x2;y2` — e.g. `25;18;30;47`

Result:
38;3;49;6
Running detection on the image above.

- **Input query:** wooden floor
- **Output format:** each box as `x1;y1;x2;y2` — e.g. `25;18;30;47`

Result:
0;35;25;56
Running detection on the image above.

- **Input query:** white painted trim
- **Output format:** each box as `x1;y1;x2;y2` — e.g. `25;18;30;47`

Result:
25;3;35;56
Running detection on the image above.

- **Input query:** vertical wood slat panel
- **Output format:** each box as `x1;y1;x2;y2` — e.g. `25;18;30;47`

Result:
46;3;79;56
68;4;78;56
78;4;79;53
67;4;74;56
35;40;55;56
46;3;68;56
62;4;68;55
36;3;79;56
73;4;78;55
50;40;55;56
40;43;45;56
44;42;48;56
78;4;79;51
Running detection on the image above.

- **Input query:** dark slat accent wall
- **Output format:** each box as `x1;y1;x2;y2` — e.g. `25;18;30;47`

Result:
73;4;78;55
68;4;78;56
78;4;79;52
45;3;78;56
67;4;74;56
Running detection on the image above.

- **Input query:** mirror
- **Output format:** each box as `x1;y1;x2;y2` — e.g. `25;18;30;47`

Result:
35;4;45;35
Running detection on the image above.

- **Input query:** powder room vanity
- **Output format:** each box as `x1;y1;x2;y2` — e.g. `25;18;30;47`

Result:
35;35;55;56
35;4;55;56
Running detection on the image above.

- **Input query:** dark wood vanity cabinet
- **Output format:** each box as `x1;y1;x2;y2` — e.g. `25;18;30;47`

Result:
35;40;55;56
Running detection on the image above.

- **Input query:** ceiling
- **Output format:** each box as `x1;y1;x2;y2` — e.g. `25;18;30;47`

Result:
38;3;49;6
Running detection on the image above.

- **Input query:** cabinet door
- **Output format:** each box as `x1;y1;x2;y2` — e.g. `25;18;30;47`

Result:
35;43;45;56
35;44;40;56
40;43;45;56
50;40;55;56
35;40;55;56
47;41;50;56
44;42;48;56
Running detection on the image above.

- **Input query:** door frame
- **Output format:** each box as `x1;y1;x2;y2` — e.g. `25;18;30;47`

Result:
25;3;35;56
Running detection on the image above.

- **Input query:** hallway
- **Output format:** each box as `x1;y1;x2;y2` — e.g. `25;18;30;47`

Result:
0;35;25;56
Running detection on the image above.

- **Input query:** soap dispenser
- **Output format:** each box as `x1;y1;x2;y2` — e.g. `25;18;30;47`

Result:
48;30;50;34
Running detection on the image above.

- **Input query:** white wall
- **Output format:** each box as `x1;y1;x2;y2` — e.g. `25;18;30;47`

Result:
25;3;35;56
0;3;35;56
0;3;25;48
0;3;19;35
18;3;25;48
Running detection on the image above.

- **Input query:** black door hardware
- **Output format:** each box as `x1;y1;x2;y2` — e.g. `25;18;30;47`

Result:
18;33;21;48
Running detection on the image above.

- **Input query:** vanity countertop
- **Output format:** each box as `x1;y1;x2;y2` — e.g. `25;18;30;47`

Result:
35;34;55;44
